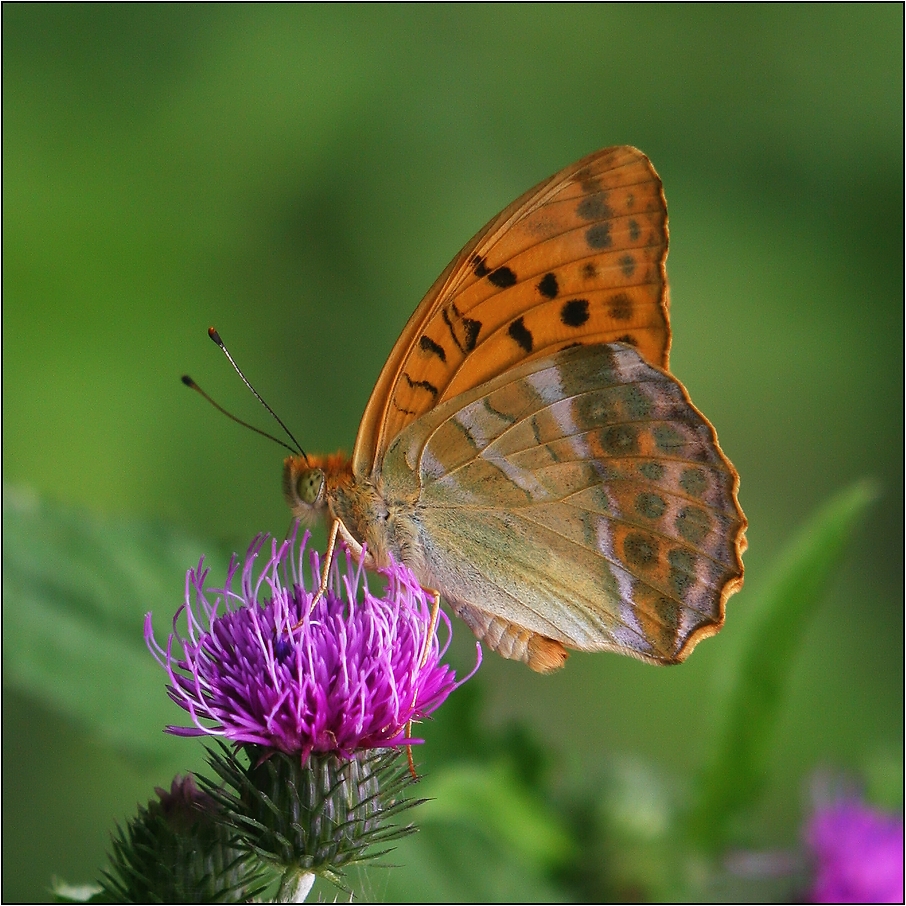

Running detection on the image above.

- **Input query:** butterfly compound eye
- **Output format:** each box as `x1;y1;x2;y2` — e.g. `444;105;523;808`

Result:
297;468;325;506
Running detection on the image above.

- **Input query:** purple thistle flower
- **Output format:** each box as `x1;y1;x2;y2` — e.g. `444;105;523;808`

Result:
145;527;477;760
806;797;904;903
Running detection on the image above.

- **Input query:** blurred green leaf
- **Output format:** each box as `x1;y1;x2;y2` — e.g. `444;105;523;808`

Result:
573;758;680;902
2;484;230;759
687;480;878;848
420;677;553;789
342;765;573;903
418;761;577;870
300;757;576;903
863;746;905;812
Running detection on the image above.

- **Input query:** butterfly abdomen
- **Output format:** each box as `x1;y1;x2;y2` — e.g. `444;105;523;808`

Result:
447;597;569;673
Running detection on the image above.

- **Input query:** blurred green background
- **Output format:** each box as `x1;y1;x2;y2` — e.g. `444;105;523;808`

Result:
3;4;902;902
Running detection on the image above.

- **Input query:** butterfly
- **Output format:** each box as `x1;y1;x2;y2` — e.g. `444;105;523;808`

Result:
283;146;746;673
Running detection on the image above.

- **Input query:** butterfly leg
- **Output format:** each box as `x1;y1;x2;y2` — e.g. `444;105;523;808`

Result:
310;519;341;613
406;742;418;779
289;520;341;633
419;587;441;667
405;587;442;778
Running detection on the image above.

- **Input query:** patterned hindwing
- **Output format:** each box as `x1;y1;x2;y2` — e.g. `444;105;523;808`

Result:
380;343;745;664
352;146;669;476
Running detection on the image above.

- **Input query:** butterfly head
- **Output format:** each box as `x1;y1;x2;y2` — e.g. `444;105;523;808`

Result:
282;451;352;525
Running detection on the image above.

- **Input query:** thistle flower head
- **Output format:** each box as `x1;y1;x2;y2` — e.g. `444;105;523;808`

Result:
145;526;474;760
95;774;268;903
806;796;904;903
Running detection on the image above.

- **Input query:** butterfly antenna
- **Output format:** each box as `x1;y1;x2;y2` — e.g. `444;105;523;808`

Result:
181;375;300;455
206;327;309;463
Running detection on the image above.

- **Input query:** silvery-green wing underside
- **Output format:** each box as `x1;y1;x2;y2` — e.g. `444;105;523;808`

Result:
379;342;746;666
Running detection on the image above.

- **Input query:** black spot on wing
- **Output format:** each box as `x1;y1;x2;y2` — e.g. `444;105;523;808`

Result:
628;218;641;241
402;372;439;401
507;316;534;353
608;292;633;321
488;265;517;288
575;166;602;194
560;298;590;327
680;467;708;498
391;399;418;416
472;254;516;288
676;506;711;545
601;424;639;455
653;425;684;451
636;492;667;520
639;461;665;481
442;302;481;353
585;223;612;249
461;316;481;351
669;548;696;597
582;263;597;280
537;272;559;299
576;193;613;221
653;596;680;651
624;531;658;569
619;254;636;277
419;335;447;362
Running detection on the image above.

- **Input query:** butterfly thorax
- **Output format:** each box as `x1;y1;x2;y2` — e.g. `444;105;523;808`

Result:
284;449;571;672
283;451;425;572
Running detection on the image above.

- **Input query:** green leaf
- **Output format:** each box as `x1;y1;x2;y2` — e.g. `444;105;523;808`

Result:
687;480;878;849
2;484;231;759
351;806;572;903
417;761;576;871
331;759;576;902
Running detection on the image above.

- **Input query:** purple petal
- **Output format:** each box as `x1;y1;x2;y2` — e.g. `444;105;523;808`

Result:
145;525;477;758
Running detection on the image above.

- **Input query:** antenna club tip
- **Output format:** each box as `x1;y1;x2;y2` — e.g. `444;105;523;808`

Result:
208;327;223;345
181;375;196;387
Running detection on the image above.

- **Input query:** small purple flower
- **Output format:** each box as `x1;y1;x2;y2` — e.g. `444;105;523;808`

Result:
806;797;904;903
145;527;477;760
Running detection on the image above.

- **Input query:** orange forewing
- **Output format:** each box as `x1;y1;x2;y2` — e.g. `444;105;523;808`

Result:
352;146;669;476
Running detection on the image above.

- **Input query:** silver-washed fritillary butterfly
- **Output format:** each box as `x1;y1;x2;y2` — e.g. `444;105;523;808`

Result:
283;146;746;672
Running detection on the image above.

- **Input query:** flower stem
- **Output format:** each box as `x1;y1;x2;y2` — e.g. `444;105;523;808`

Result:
276;869;315;903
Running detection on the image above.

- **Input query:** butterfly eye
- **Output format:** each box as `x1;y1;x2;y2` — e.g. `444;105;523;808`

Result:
297;468;325;506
